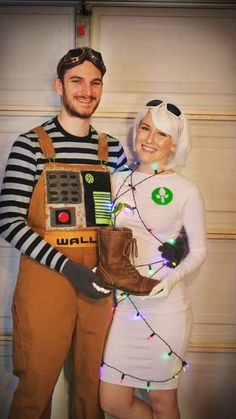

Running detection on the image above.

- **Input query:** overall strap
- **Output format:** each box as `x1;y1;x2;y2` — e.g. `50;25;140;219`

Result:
32;126;56;159
98;132;108;163
33;126;108;162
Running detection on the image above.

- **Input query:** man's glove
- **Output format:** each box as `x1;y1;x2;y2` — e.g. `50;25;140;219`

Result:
62;260;112;300
158;228;189;268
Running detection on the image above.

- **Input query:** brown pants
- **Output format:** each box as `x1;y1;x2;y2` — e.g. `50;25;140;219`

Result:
9;253;113;419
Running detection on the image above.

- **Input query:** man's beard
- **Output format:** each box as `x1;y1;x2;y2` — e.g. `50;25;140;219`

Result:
62;88;100;119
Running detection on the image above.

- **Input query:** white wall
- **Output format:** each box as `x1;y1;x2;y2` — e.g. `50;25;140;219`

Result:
0;5;74;418
0;3;236;419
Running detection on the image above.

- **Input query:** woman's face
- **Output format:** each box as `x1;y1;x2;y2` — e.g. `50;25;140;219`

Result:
135;111;176;170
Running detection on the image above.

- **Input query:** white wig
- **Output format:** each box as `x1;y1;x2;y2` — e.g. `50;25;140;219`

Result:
132;100;191;169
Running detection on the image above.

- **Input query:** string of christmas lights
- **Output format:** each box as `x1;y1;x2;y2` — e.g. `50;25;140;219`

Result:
114;161;160;204
101;293;189;390
113;161;177;276
101;162;190;388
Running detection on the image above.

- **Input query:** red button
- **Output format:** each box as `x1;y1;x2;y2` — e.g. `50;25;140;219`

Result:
57;211;70;223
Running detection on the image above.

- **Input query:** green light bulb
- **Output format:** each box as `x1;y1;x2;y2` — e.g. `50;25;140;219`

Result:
148;265;154;275
161;352;170;360
151;162;158;172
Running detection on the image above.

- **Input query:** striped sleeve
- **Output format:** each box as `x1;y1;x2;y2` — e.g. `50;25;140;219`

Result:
105;134;128;173
0;132;68;273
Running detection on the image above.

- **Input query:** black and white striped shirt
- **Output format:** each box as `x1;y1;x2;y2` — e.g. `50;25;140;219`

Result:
0;117;128;273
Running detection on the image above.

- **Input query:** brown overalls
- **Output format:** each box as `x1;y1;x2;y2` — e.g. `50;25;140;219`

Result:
9;127;113;419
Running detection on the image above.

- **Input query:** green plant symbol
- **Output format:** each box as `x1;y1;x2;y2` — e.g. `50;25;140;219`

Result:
151;187;173;205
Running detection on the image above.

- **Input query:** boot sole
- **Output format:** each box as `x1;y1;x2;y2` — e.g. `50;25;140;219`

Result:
96;268;155;296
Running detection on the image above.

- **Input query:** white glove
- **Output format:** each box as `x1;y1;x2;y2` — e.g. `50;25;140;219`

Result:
148;276;179;299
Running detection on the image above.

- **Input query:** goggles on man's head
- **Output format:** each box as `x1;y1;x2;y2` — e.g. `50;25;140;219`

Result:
57;47;106;78
146;99;181;118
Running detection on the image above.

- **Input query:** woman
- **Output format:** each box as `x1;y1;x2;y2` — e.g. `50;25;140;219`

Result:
99;99;207;419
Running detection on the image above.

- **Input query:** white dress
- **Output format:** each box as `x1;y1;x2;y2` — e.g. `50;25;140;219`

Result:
100;169;207;390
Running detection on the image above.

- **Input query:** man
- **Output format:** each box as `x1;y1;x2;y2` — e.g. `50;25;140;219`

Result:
0;47;185;419
0;47;129;419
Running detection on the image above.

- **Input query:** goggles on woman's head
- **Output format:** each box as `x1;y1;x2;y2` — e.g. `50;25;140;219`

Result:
57;47;106;77
146;99;181;118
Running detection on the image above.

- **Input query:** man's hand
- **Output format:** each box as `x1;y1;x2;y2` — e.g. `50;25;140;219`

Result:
62;260;112;299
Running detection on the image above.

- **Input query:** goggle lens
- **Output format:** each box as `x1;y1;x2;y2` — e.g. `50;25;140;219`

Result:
146;99;181;117
58;47;106;77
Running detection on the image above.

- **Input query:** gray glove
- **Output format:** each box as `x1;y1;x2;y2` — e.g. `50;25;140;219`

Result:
62;260;111;300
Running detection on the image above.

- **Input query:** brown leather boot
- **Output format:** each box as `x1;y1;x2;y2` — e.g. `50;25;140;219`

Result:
96;227;158;296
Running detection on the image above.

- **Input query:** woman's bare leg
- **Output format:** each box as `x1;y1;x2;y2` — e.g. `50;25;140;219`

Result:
100;381;152;419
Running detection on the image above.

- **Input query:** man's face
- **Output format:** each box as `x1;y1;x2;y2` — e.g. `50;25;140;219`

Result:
55;60;103;119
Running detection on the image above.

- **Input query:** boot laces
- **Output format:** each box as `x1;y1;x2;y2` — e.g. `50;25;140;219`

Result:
123;238;139;278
